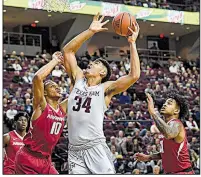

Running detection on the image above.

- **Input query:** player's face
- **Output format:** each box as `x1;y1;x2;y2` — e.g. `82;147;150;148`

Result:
16;116;28;131
85;60;106;78
160;98;178;116
45;82;61;99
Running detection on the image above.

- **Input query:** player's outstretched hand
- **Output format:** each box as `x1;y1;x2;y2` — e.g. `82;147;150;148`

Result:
89;12;109;33
127;22;140;43
134;153;150;162
52;51;64;64
146;93;156;116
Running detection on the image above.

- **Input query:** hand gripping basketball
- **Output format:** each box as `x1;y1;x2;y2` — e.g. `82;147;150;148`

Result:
89;12;110;33
127;22;140;43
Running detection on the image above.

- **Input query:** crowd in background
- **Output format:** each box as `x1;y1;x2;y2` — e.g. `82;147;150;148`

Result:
3;49;200;174
93;0;200;12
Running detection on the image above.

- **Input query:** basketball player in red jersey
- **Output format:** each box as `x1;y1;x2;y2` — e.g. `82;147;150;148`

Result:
3;112;29;174
135;90;194;174
15;52;68;174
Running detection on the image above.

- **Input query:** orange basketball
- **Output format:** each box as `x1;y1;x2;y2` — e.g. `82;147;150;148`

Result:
112;12;136;36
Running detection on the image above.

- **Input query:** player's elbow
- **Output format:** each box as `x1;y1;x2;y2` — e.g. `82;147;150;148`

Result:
63;46;74;53
128;73;140;82
33;74;42;83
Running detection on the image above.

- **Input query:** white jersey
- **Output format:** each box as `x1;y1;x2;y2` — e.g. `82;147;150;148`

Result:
68;78;107;145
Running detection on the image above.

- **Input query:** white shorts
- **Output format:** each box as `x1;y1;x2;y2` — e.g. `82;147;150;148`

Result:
68;141;115;174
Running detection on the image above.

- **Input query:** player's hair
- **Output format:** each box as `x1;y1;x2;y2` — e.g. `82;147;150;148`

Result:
14;111;30;122
44;80;55;89
165;90;189;120
97;58;111;83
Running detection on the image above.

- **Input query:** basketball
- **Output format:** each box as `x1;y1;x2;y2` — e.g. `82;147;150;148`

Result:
112;12;136;36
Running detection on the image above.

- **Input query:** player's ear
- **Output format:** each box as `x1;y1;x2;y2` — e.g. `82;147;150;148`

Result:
174;108;180;115
99;70;106;78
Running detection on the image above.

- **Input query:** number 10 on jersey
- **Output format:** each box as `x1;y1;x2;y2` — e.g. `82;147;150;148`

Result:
50;122;62;135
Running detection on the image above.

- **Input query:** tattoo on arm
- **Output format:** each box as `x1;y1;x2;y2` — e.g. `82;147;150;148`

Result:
151;112;181;139
150;153;162;160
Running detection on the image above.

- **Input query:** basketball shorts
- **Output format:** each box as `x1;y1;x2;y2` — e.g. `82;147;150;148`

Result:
15;146;58;174
3;166;15;174
68;140;116;174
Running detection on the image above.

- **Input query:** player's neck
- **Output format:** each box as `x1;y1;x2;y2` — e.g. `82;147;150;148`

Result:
86;77;101;87
46;99;59;110
16;130;26;137
164;115;178;123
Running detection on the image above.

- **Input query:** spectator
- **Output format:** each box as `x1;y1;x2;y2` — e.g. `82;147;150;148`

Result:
152;144;158;154
117;105;126;119
108;136;119;150
111;145;119;161
25;99;33;116
37;59;46;69
116;130;125;153
136;111;145;120
23;72;32;84
12;71;23;84
29;59;39;72
152;165;160;175
15;91;24;105
133;160;147;174
27;68;35;83
19;52;27;61
5;60;14;72
52;66;63;78
133;138;142;153
122;136;134;156
113;109;123;120
7;83;15;95
190;137;199;154
150;0;157;8
119;91;131;104
143;131;153;145
125;122;134;136
169;60;179;74
132;168;140;174
186;117;199;132
3;98;8;110
128;111;135;120
12;60;22;71
42;49;52;60
10;51;18;60
51;35;59;53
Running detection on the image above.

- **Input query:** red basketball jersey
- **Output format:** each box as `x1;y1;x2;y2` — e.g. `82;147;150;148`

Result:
4;130;24;168
23;104;66;156
160;119;192;173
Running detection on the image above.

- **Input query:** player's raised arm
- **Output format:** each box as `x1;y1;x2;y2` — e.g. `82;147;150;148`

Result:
104;22;140;97
146;93;182;140
63;13;109;85
32;52;63;110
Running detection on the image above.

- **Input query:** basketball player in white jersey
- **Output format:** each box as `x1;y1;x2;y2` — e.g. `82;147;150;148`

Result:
63;13;140;174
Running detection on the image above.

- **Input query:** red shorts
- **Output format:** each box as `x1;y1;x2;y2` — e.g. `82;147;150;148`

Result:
15;146;58;174
174;170;195;175
3;166;15;174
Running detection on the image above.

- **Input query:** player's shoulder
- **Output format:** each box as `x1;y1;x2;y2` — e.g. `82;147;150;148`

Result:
3;133;11;145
